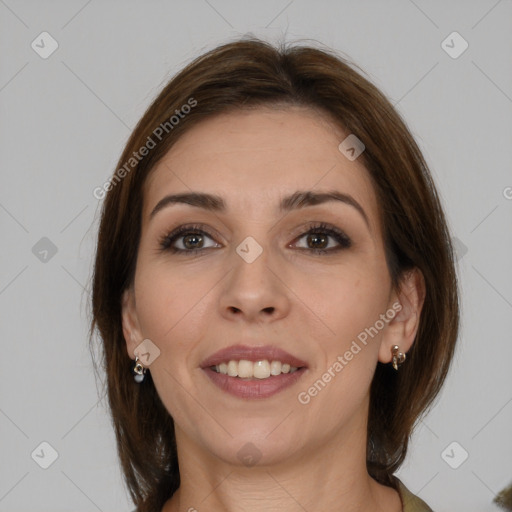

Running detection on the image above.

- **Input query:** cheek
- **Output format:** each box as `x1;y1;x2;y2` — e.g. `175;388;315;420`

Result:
133;262;195;343
293;264;388;347
293;267;389;422
132;263;214;423
133;258;226;374
297;280;385;430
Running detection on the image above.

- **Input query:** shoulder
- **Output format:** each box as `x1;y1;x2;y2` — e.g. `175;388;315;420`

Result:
393;476;435;512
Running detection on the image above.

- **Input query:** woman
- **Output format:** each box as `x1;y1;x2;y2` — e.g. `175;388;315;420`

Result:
90;37;459;512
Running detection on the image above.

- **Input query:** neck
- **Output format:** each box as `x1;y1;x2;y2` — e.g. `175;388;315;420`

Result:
163;421;401;512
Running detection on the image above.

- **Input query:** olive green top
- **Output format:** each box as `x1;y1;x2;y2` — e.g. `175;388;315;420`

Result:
394;477;434;511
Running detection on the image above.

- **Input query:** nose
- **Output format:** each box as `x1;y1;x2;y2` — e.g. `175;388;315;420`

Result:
219;246;291;324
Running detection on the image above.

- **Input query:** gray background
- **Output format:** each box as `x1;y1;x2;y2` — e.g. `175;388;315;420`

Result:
1;0;511;510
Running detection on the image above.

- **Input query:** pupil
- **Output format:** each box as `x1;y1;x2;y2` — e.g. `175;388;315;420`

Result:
308;233;327;249
184;234;203;249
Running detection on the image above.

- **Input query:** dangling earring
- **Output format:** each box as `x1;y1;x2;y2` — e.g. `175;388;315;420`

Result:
391;345;406;370
132;356;147;383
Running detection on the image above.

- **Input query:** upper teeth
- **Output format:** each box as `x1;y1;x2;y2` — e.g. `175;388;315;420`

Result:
212;360;300;379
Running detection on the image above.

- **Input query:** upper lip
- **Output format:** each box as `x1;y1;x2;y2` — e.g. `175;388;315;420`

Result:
200;344;308;369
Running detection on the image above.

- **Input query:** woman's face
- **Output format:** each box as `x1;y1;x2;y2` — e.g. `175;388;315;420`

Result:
122;106;411;466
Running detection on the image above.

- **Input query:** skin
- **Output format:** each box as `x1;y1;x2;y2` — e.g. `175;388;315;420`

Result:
122;106;425;512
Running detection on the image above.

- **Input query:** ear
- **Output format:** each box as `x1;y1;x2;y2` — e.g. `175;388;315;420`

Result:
378;268;426;364
121;286;144;359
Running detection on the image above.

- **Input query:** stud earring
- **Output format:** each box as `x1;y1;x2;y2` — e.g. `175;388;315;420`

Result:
132;356;147;383
391;345;406;371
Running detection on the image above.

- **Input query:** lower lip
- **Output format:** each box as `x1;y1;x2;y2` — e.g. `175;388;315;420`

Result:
202;367;307;399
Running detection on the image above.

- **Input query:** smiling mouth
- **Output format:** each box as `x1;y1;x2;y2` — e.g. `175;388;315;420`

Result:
202;364;307;399
210;359;303;380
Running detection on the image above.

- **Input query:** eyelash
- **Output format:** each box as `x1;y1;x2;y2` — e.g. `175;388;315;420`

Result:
158;222;352;256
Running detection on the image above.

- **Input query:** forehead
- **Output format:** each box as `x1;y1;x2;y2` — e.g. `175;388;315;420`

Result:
143;107;380;232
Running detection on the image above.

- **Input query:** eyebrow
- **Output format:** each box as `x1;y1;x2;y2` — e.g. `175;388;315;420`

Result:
149;190;371;231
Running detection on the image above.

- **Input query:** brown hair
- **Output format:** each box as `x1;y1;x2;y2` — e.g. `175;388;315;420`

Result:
89;36;459;512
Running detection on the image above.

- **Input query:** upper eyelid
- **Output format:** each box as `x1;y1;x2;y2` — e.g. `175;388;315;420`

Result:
164;222;347;238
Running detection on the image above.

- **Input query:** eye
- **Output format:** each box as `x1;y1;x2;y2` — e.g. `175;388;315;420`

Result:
291;222;352;254
158;221;352;256
159;223;220;254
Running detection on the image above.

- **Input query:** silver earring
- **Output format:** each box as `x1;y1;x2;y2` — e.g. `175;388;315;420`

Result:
132;356;147;383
